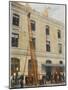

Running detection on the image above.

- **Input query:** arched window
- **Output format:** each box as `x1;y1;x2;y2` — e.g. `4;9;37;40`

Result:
46;60;52;64
11;58;20;75
59;61;63;64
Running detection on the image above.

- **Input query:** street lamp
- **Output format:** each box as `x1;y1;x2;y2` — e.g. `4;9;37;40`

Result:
16;67;18;71
16;67;18;77
16;67;19;85
12;72;16;86
13;72;16;81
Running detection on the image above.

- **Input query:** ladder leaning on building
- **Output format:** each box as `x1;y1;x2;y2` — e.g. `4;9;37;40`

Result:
23;12;38;86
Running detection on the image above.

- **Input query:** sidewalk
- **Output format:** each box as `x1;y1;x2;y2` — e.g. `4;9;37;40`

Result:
11;82;65;88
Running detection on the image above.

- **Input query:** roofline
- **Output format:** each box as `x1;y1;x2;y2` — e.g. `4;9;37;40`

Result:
10;1;64;27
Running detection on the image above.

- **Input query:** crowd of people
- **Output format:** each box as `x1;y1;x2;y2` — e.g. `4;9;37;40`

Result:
10;71;65;88
41;71;65;85
11;74;24;88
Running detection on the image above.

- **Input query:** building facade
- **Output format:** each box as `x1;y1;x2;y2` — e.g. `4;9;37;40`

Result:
10;2;65;81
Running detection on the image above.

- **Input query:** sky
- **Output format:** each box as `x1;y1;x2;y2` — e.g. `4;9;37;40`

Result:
20;3;65;23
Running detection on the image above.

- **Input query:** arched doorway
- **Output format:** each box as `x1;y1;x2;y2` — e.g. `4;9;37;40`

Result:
59;61;64;72
11;58;20;75
45;60;52;81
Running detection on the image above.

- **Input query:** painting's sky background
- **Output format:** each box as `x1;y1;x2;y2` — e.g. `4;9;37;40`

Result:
20;3;65;23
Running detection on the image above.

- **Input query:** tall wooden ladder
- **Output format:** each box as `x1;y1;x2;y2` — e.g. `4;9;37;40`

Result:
27;12;38;85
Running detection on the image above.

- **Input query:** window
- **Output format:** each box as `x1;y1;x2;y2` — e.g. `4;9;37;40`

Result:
31;20;35;31
59;61;63;64
12;13;19;26
46;60;52;64
11;58;20;75
46;41;50;52
58;30;61;38
32;37;36;49
46;25;49;35
58;44;62;53
11;33;19;47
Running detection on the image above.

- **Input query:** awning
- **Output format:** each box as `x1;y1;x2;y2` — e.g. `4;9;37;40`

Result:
42;64;64;67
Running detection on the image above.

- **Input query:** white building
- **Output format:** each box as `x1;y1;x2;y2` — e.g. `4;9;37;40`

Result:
10;2;65;82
